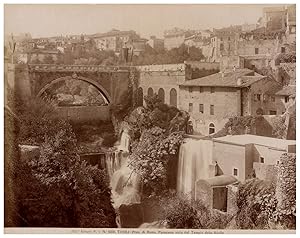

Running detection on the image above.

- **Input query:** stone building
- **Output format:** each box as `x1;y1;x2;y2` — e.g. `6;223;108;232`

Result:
163;28;196;50
286;5;296;43
261;6;287;32
147;36;164;51
275;85;296;112
178;68;282;135
92;29;140;52
209;26;242;62
136;62;220;108
136;63;186;107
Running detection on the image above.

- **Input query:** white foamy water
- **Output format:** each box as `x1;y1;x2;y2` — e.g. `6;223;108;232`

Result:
106;130;141;209
177;138;213;199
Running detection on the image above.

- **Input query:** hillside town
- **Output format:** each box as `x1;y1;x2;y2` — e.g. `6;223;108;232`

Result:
4;4;296;232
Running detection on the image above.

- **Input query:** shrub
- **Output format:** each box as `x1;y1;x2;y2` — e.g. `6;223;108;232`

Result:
236;178;276;229
13;98;117;227
161;195;203;229
160;195;233;229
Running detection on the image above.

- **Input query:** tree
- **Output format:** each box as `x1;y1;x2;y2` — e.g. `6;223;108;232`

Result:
14;98;117;227
132;44;205;65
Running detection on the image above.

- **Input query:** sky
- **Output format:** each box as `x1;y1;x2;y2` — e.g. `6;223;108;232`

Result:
4;4;285;39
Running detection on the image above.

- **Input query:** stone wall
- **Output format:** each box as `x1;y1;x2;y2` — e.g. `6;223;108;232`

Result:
247;78;283;116
179;86;241;135
237;39;280;56
227;184;239;215
195;180;213;209
137;64;185;107
15;64;32;100
253;162;277;181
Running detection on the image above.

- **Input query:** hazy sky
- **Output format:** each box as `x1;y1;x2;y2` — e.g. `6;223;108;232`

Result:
5;4;284;39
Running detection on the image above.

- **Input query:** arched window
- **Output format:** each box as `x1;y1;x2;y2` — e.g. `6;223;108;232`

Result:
170;88;177;107
209;123;215;135
137;87;143;106
147;87;154;97
158;88;165;103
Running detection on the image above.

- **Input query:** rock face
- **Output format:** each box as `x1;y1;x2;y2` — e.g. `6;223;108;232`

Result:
119;203;144;228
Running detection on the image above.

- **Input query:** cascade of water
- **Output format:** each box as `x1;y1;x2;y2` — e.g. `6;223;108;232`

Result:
118;129;130;152
177;138;213;199
106;130;141;210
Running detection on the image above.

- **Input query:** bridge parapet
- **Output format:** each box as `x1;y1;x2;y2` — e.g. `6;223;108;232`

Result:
28;64;132;72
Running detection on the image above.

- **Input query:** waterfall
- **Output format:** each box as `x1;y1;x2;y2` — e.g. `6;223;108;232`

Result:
110;153;141;209
118;128;130;152
106;130;141;210
177;138;213;199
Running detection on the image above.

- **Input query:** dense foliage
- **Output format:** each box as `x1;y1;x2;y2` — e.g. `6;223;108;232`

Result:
236;173;296;230
13;98;117;227
132;44;205;65
161;195;233;229
124;94;189;196
236;178;276;229
275;153;296;229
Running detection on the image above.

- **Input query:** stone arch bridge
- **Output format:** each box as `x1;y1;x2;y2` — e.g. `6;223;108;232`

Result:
15;64;132;122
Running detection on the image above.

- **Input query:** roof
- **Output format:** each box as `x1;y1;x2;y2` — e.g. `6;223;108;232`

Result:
213;134;296;150
275;85;296;96
199;175;238;187
180;68;265;87
264;80;282;95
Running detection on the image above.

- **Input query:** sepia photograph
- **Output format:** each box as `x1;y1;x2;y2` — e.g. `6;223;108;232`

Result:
3;1;296;234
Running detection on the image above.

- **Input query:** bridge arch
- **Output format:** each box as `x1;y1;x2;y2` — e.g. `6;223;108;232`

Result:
36;75;112;104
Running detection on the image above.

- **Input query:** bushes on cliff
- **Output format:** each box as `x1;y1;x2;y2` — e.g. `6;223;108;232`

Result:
275;153;296;229
15;121;117;227
129;127;184;196
236;178;277;229
126;94;189;196
14;98;117;227
161;195;233;229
